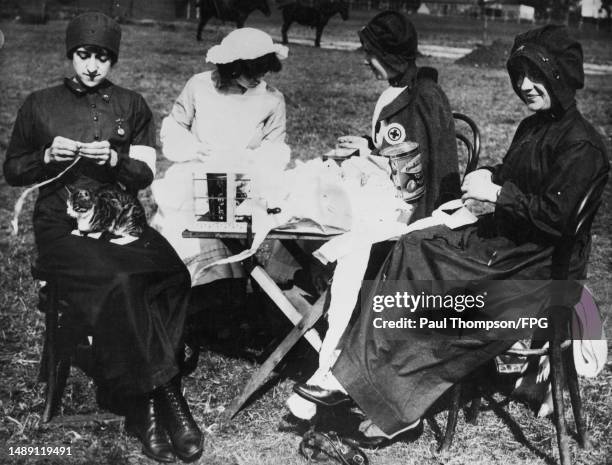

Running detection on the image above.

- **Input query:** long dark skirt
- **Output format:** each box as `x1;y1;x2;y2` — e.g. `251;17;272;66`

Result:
35;226;191;396
332;222;584;435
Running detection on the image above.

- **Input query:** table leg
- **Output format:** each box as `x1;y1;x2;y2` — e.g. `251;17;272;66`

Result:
222;289;328;421
250;265;322;351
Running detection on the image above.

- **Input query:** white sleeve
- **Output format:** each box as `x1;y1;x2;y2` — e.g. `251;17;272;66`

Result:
242;95;291;169
159;77;201;162
159;116;201;162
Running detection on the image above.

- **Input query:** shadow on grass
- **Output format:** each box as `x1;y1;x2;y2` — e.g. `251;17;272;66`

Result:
184;284;323;422
483;392;558;465
424;368;561;465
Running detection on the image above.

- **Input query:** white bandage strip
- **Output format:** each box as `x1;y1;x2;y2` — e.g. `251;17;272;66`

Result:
12;157;81;235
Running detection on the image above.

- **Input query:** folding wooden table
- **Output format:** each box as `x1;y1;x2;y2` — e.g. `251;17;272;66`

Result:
183;224;338;420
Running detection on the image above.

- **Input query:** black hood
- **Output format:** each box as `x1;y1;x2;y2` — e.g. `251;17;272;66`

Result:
507;25;584;114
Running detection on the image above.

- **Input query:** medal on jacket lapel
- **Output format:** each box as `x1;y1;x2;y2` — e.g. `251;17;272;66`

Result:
115;118;125;136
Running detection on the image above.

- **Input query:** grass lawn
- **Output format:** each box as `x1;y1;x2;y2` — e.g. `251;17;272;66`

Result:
0;17;611;465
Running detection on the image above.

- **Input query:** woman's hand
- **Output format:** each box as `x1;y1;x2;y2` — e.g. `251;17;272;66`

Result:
44;136;81;163
78;140;118;167
195;141;216;162
336;135;370;157
461;169;502;203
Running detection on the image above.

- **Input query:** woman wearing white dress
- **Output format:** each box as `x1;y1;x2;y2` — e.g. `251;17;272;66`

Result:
152;29;290;291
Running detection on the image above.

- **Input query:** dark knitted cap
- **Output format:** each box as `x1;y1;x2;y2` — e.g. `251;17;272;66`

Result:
359;11;418;84
65;12;121;60
507;25;584;112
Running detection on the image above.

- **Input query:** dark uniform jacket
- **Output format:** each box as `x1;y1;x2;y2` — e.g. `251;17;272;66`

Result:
372;68;461;220
493;105;607;266
4;78;155;247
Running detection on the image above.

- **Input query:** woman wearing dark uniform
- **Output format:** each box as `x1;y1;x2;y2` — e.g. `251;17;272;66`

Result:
295;25;609;443
3;13;203;463
336;11;461;221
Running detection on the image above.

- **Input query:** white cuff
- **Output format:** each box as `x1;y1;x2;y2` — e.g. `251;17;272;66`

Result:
129;145;156;176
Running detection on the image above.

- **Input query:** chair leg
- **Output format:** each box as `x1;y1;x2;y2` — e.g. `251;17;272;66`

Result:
550;334;571;465
55;358;71;411
439;384;461;452
466;395;482;425
564;347;590;449
42;281;59;423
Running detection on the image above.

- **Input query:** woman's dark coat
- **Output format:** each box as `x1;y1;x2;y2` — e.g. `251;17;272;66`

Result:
374;68;461;220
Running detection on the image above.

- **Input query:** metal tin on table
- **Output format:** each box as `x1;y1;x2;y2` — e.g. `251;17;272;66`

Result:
380;141;425;202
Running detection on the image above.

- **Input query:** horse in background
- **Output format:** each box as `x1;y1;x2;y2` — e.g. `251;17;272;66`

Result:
196;0;272;41
280;0;349;48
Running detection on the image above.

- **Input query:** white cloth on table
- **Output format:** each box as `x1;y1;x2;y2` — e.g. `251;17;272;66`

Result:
151;71;290;286
198;156;413;270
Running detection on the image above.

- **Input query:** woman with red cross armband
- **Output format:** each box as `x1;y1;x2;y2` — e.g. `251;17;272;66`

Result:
336;11;461;222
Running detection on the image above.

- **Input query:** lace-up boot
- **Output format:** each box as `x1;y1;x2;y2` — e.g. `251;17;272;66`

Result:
156;380;203;462
125;395;175;463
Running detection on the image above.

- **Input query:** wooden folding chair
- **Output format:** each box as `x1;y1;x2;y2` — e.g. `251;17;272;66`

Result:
33;267;119;425
439;171;609;465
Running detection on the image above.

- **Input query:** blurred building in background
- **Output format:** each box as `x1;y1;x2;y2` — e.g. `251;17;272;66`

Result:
581;0;603;17
0;0;194;22
1;0;609;26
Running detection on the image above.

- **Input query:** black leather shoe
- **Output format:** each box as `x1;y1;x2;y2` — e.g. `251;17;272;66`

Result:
125;396;176;463
344;433;389;449
344;421;423;449
293;383;354;407
156;381;203;463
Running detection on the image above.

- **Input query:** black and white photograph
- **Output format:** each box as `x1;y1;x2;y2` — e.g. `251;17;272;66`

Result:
0;0;610;464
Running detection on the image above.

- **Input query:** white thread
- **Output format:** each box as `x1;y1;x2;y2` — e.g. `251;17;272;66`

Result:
11;157;81;235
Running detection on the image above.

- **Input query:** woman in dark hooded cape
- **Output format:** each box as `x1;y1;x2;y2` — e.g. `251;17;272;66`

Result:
295;25;609;440
336;11;461;221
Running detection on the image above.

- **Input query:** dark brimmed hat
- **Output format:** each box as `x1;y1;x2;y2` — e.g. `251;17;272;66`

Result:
65;12;121;60
358;11;418;85
507;25;584;112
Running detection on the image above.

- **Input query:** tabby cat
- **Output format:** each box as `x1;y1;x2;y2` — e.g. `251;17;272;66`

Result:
67;184;147;244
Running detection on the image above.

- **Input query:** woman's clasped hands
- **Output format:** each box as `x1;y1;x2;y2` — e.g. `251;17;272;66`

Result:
461;169;502;203
44;135;118;166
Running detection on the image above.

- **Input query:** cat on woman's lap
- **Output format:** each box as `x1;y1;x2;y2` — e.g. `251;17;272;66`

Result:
67;184;147;245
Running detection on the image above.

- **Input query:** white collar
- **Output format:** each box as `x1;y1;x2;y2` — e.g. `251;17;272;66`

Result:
243;79;268;96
